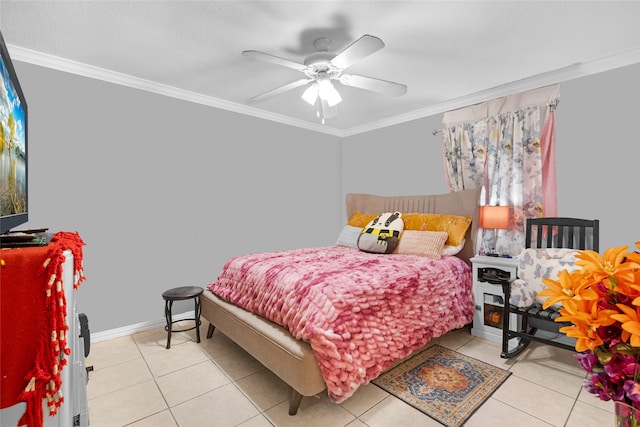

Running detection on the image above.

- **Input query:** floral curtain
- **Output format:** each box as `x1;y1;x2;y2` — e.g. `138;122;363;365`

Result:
441;85;559;256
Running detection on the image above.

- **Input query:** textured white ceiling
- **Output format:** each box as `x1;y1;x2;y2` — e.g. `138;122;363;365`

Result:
1;1;639;136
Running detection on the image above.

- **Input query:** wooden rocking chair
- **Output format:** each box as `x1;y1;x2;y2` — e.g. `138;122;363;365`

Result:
485;217;599;358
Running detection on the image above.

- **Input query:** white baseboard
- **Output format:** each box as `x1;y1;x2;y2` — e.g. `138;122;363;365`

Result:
91;310;196;343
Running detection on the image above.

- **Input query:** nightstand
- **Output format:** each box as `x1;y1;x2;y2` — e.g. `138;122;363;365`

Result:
470;255;519;343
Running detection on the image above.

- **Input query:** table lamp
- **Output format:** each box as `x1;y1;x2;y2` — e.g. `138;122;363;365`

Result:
479;205;510;256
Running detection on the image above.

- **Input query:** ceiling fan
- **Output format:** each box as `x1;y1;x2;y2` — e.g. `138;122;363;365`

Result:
243;34;407;124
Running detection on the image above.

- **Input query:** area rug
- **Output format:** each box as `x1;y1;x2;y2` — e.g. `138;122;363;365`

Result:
372;344;511;427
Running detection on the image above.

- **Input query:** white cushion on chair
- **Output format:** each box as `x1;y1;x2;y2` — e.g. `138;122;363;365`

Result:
509;248;580;308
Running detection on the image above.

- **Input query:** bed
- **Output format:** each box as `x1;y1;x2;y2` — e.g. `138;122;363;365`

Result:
201;187;481;415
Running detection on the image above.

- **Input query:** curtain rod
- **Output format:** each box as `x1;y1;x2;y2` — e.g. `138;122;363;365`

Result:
432;98;559;135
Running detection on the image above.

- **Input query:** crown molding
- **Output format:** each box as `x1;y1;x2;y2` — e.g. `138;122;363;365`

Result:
7;44;344;137
343;48;640;137
8;44;639;138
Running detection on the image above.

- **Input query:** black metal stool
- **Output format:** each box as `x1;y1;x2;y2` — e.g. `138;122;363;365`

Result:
162;286;204;349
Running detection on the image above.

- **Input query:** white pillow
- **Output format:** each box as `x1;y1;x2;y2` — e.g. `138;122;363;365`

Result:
441;239;466;256
335;225;362;249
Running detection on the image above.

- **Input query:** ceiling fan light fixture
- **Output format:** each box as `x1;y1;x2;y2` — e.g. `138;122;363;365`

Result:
301;83;318;105
318;79;342;107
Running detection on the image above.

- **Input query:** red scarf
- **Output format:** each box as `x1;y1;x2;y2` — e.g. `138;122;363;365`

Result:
0;232;86;427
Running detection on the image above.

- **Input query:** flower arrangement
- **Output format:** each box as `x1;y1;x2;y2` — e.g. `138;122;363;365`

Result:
539;243;640;426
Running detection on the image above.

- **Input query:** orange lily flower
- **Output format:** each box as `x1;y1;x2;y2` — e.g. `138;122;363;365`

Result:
575;246;636;292
623;242;640;264
539;269;598;310
610;303;640;347
554;299;617;352
558;322;602;353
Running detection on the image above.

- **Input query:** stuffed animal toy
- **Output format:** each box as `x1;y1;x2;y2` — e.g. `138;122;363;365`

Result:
357;211;404;254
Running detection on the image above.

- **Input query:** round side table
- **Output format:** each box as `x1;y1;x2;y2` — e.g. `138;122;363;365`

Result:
161;286;204;349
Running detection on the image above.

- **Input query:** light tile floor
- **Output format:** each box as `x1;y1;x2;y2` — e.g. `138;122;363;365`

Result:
86;322;615;426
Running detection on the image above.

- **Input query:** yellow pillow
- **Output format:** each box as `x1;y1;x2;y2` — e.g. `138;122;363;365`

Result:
347;211;379;228
402;213;472;246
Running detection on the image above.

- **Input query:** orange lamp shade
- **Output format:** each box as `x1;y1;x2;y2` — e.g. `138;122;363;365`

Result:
479;206;510;229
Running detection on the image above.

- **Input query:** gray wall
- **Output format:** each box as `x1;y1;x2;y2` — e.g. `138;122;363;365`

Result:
15;62;342;334
343;63;640;252
14;60;640;334
342;115;449;206
555;64;639;251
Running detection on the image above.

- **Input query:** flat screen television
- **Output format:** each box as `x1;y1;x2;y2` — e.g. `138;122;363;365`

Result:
0;30;28;234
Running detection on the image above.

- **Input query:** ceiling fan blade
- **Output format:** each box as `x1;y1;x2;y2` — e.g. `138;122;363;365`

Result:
339;74;407;97
251;78;312;102
242;50;307;72
330;35;385;70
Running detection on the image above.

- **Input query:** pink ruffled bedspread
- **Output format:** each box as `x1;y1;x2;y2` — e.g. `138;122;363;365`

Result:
208;246;474;403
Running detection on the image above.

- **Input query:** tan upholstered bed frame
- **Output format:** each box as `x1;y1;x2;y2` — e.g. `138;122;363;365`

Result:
200;187;481;415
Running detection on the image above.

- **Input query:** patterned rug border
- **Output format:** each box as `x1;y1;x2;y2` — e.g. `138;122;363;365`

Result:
372;344;511;427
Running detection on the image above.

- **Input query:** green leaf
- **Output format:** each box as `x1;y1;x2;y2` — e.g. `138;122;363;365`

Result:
613;343;640;355
595;346;613;364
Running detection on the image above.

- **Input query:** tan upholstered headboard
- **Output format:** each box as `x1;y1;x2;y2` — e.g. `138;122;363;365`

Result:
345;187;482;265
